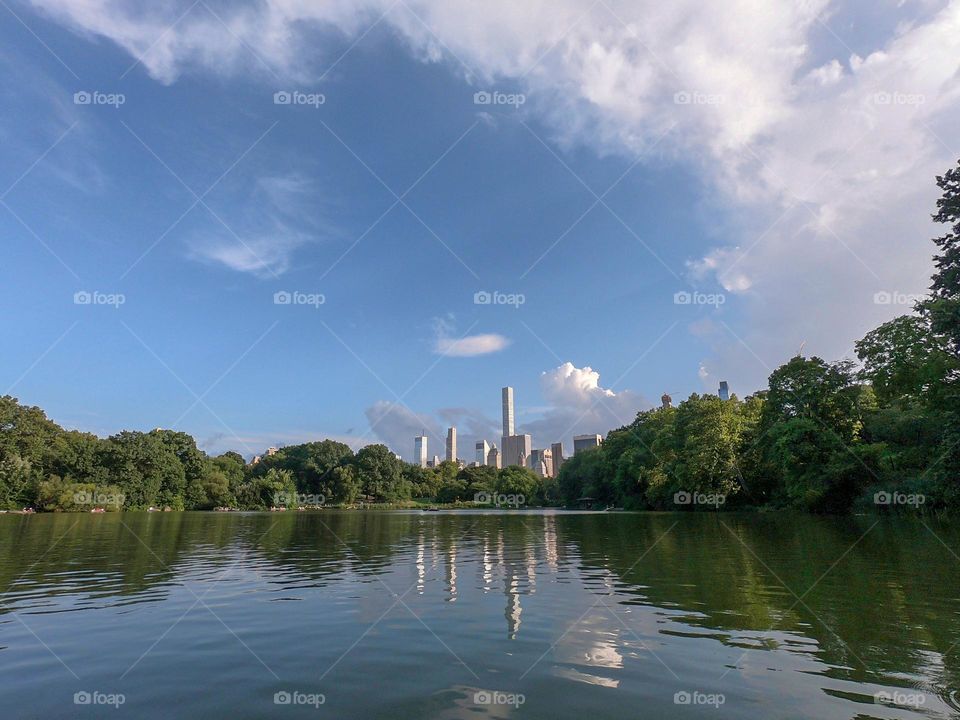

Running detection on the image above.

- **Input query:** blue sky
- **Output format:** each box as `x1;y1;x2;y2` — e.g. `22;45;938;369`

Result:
2;0;957;458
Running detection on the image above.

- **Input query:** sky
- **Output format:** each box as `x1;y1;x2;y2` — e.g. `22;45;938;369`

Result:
1;0;958;461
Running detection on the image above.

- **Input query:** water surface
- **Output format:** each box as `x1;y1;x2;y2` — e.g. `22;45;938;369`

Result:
1;511;959;718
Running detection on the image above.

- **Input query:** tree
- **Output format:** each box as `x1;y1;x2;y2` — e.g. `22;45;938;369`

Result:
330;465;362;504
919;159;960;489
496;466;542;504
354;444;407;502
921;159;960;355
855;315;954;405
255;440;354;497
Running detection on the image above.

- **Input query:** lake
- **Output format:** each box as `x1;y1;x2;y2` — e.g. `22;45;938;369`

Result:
1;511;958;718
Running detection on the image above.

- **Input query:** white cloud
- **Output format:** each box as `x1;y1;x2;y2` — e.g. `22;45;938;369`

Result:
435;333;511;357
188;173;327;276
430;315;511;357
27;0;960;388
522;362;647;449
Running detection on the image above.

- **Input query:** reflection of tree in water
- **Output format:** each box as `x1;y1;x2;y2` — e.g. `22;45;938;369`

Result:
2;510;959;697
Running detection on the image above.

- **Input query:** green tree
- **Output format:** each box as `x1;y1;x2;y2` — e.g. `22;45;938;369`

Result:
496;466;542;504
354;444;408;502
855;315;954;405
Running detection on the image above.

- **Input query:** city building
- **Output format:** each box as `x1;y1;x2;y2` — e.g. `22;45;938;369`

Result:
502;386;515;436
487;445;501;469
551;442;564;476
500;385;531;467
662;393;673;409
476;440;490;466
502;434;532;468
530;448;553;478
573;434;602;455
414;434;428;468
446;427;457;463
718;381;729;401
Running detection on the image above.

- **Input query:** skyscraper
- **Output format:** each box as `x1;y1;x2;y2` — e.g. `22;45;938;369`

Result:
487;445;501;469
414;434;428;468
476;440;490;466
530;448;553;478
551;442;564;476
502;434;532;468
502;386;515;437
718;381;729;401
446;427;457;462
573;434;602;455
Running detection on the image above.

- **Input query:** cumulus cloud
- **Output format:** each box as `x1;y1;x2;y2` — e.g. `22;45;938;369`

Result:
522;362;647;450
28;0;960;388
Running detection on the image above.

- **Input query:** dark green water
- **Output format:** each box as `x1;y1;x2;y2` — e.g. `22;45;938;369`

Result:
1;511;959;719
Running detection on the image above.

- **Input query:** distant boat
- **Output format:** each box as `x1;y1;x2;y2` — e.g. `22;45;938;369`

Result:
423;507;440;512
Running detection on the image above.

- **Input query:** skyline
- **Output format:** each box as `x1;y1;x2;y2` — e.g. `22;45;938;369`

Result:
3;1;956;462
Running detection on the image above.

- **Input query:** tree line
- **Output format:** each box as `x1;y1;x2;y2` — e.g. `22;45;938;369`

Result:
1;159;957;514
0;405;549;511
557;159;960;512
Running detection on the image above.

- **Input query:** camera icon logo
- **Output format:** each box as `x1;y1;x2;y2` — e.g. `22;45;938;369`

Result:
673;291;692;305
873;291;892;304
673;491;692;505
274;291;292;305
474;691;492;704
73;91;91;105
273;91;291;105
474;491;491;505
74;290;92;305
474;91;492;105
474;290;492;305
674;691;692;704
874;491;892;505
274;691;292;705
74;691;92;705
673;91;692;105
